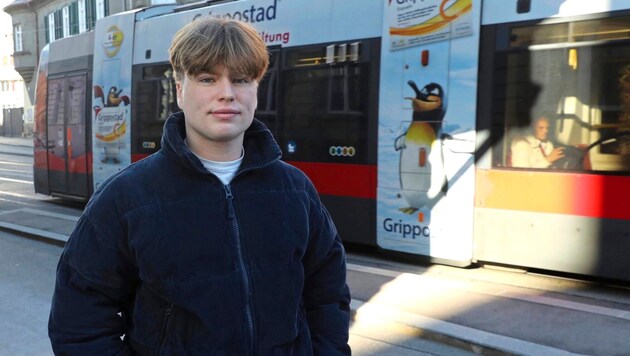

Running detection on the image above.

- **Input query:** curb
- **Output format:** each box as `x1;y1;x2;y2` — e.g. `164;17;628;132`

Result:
350;300;508;356
350;299;578;356
0;149;33;157
0;222;67;246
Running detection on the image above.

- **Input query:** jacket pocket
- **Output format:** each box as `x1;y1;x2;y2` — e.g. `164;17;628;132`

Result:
157;304;175;355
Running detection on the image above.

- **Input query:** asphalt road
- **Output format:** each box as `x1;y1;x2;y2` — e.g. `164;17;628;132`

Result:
0;230;59;355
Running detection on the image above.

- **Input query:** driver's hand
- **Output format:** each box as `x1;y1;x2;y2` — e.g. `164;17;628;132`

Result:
547;147;565;163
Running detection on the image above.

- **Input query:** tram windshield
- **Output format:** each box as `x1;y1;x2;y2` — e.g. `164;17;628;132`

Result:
493;15;630;172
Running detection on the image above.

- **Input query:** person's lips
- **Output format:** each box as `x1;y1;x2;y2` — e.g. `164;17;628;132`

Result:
210;109;240;119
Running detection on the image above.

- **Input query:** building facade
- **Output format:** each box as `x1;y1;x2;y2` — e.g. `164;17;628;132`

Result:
3;0;179;105
0;0;26;133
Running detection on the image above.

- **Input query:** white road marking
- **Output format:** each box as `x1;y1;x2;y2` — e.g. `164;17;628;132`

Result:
0;177;33;184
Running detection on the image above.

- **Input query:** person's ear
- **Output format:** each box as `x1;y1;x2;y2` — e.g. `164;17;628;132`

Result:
176;81;182;107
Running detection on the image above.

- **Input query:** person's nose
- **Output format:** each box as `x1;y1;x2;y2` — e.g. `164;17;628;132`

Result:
217;77;235;102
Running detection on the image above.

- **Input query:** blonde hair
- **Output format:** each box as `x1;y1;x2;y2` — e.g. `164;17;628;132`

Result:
169;17;269;82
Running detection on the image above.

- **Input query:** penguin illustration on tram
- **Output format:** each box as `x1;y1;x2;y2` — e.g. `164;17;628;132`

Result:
93;85;130;164
394;80;448;213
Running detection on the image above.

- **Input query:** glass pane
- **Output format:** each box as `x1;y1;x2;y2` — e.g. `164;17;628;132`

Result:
493;41;630;171
592;46;630;156
347;65;365;112
54;10;63;40
256;50;278;133
287;47;326;67
47;78;65;125
329;67;345;112
281;66;368;162
510;16;630;48
257;50;278;113
70;2;79;35
67;75;85;124
510;23;568;47
138;65;178;122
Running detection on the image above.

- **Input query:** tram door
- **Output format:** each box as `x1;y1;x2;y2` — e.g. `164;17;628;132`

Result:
46;73;90;198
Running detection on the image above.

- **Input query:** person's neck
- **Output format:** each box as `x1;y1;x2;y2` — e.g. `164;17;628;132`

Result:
531;135;547;143
186;136;244;162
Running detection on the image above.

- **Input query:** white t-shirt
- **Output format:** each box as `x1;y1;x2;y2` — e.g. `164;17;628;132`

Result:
187;141;244;184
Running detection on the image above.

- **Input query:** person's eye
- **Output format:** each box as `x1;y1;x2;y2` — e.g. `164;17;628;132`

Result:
198;76;215;84
233;78;251;84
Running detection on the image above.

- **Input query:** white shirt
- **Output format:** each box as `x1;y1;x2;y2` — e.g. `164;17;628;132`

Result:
510;135;554;168
186;140;244;184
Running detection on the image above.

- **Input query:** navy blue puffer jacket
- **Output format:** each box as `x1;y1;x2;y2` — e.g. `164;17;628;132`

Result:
48;112;351;355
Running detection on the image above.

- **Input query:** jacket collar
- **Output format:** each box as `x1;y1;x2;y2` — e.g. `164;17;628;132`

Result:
161;111;282;178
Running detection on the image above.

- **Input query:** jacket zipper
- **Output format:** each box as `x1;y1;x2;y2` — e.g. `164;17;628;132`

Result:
158;304;175;354
224;184;255;353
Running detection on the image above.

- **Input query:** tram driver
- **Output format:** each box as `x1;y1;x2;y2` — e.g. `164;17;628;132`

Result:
510;115;566;168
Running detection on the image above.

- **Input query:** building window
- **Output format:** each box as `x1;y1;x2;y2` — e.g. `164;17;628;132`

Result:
54;10;63;40
85;0;96;30
78;0;86;33
44;15;49;43
96;0;105;20
44;0;106;43
69;2;79;35
13;25;22;52
47;13;55;43
63;6;70;38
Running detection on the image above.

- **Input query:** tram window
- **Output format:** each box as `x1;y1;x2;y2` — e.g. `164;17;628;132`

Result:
509;16;630;49
47;78;65;125
593;47;630;159
347;66;364;112
492;16;630;173
286;47;326;67
329;67;344;111
131;64;179;155
256;49;278;134
57;80;65;125
329;66;365;114
257;49;278;114
280;43;370;162
282;64;368;124
137;64;178;123
67;75;86;125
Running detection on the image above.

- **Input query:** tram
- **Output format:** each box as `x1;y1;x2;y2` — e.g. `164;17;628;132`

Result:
33;0;630;281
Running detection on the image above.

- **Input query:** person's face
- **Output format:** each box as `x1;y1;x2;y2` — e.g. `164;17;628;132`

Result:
533;118;550;141
176;64;258;149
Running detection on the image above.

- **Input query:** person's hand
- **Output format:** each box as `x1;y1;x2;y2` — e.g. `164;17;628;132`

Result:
547;147;565;163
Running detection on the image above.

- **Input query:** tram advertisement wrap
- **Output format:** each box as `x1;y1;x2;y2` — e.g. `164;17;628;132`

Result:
387;0;473;50
92;14;134;191
376;0;480;262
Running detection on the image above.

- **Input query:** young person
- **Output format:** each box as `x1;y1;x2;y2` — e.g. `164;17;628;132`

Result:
49;17;351;355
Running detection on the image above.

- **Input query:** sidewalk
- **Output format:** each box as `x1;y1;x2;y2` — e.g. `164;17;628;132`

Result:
0;135;34;156
347;261;630;355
